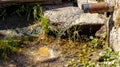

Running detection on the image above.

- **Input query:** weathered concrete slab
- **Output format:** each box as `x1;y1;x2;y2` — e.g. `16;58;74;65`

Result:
43;3;107;32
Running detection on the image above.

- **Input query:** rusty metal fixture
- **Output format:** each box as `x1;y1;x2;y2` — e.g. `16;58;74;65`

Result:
82;2;114;13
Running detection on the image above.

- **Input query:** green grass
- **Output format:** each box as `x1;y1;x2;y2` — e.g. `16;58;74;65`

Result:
0;37;21;60
67;32;120;67
0;9;7;20
33;4;51;35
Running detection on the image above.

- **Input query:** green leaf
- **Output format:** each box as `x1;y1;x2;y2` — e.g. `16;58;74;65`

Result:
90;36;93;40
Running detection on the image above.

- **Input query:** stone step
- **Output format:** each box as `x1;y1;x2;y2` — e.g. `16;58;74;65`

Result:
43;3;107;31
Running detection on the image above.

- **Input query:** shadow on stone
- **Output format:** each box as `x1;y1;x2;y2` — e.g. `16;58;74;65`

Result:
59;24;103;39
0;15;34;30
0;52;33;67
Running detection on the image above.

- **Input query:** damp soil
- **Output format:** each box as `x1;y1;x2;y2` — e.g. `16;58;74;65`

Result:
0;35;90;67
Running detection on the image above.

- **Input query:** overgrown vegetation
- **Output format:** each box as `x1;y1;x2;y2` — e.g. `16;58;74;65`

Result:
0;2;120;67
0;4;51;59
14;5;32;20
33;4;50;35
0;9;7;20
67;32;120;67
0;37;21;59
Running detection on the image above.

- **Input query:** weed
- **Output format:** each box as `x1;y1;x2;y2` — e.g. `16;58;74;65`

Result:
15;5;25;16
66;25;82;42
99;48;119;61
11;4;52;36
33;4;50;34
72;26;81;42
90;32;107;49
0;37;21;59
0;9;7;20
0;4;32;20
32;4;57;40
14;5;32;20
67;32;120;67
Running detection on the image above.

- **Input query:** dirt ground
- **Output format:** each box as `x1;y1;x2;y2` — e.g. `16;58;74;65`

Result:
0;37;82;67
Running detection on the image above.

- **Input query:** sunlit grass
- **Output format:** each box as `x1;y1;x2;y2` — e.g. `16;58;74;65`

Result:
0;37;21;59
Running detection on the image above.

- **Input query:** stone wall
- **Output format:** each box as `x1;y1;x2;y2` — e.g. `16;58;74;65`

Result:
109;9;120;52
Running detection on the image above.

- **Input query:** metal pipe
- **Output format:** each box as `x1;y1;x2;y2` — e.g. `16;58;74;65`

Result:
82;2;114;13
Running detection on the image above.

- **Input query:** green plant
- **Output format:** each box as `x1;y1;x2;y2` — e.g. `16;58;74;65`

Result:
0;37;21;59
14;4;51;35
0;9;7;20
0;4;33;20
90;36;98;48
72;26;81;42
33;4;50;35
90;32;107;49
14;5;32;20
66;25;82;42
83;61;97;67
13;4;52;36
15;5;25;16
99;48;119;61
67;31;120;67
98;48;120;67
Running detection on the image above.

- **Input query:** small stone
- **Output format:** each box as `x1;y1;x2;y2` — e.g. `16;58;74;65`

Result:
64;63;69;67
95;25;106;37
8;64;16;67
